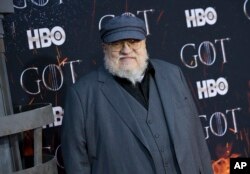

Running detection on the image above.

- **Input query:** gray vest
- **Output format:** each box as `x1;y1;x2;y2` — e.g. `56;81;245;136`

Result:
120;76;181;174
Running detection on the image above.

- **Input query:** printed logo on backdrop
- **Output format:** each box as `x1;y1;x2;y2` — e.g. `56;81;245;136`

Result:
180;38;230;68
196;77;229;99
43;106;64;128
244;0;250;20
199;107;241;139
27;26;66;50
185;7;217;28
20;60;81;95
13;0;63;9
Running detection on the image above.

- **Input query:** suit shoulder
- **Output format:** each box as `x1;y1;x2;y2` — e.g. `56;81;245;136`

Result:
71;70;99;91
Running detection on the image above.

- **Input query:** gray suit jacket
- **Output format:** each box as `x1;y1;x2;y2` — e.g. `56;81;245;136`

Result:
61;59;213;174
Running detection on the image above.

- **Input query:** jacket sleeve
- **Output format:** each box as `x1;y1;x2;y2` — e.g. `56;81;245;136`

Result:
61;86;91;174
178;67;213;174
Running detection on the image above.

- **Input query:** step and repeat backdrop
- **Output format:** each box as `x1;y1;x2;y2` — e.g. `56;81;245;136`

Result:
3;0;250;173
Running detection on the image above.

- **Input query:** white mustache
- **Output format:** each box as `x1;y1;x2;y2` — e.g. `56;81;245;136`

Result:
118;56;136;60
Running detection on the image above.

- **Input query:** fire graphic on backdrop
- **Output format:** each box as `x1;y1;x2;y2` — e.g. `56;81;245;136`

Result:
212;128;250;174
212;143;240;174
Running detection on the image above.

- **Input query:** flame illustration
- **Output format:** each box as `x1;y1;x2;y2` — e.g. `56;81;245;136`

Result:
212;128;250;174
212;143;240;174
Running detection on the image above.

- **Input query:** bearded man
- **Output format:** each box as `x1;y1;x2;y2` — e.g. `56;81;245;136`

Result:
61;12;213;174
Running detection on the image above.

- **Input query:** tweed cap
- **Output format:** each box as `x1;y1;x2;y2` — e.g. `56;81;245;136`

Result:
100;12;147;43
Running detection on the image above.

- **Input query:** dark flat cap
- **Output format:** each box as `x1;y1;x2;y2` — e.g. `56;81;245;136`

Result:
100;12;147;43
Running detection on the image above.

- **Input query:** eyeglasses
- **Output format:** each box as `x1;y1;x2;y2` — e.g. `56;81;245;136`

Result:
105;39;142;52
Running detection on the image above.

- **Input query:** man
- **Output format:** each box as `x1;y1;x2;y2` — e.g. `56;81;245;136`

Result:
61;12;213;174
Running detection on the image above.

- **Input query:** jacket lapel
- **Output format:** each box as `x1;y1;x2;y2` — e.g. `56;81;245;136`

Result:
98;67;151;153
151;61;176;139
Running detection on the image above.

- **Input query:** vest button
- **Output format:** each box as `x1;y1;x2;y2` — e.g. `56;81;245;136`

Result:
164;161;168;167
154;134;159;138
164;159;168;167
147;120;152;124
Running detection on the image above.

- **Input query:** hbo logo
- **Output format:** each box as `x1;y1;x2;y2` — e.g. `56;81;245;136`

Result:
185;7;217;28
43;106;63;128
196;77;228;99
27;26;66;50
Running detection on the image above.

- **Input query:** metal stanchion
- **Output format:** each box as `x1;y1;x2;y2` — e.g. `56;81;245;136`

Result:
0;1;22;172
0;2;58;173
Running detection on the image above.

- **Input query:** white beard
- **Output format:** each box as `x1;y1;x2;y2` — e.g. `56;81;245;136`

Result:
104;54;149;86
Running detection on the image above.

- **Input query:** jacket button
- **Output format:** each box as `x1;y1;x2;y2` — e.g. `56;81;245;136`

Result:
147;120;152;124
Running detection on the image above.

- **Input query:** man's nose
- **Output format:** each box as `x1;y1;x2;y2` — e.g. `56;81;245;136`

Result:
120;42;132;54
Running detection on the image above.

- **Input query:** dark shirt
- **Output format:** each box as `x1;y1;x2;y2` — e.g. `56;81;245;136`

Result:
114;63;155;109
